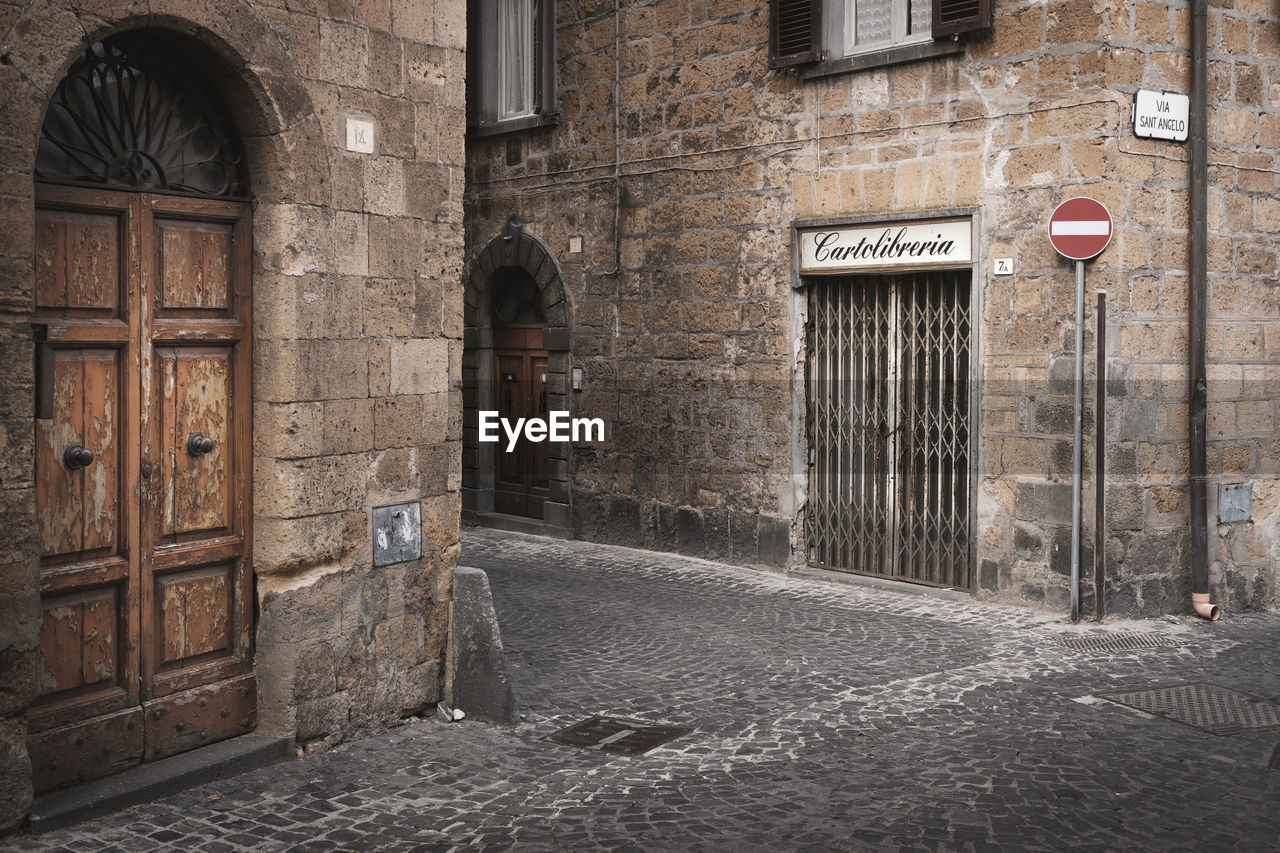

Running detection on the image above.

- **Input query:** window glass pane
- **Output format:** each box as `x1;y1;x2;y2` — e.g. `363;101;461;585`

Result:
909;0;931;36
499;0;530;117
854;0;893;46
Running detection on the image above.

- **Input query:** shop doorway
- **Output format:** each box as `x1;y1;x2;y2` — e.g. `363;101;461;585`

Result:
27;36;255;793
805;271;972;589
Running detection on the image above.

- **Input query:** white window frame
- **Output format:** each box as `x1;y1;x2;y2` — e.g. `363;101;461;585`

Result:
498;0;535;120
470;0;556;133
835;0;932;56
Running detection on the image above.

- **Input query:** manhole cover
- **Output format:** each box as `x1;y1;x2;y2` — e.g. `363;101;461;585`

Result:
545;716;692;755
1099;683;1280;736
1060;633;1179;653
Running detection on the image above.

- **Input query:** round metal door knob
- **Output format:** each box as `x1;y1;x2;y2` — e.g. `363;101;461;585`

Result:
186;432;215;456
63;444;95;470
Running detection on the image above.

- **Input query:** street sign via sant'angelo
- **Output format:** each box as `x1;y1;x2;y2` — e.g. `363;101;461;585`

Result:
1133;89;1190;142
1048;197;1113;261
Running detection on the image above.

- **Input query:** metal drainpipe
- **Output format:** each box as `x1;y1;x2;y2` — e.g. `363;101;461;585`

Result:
1188;0;1219;620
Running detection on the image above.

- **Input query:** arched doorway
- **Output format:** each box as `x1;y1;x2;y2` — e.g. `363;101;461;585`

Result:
463;218;572;535
27;33;255;793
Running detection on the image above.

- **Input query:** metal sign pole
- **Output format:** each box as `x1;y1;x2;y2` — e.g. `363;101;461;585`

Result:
1049;196;1110;624
1070;260;1085;623
1096;291;1107;622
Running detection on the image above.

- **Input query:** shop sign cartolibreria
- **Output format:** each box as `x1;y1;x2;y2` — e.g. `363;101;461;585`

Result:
798;219;972;274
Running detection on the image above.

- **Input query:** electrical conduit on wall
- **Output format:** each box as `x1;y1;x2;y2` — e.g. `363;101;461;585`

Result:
1188;0;1219;620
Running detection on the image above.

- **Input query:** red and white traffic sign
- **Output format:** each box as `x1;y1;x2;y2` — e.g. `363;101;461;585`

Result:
1048;197;1113;261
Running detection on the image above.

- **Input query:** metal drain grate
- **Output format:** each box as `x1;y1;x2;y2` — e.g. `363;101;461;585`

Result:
1060;633;1180;653
545;716;692;756
1099;683;1280;736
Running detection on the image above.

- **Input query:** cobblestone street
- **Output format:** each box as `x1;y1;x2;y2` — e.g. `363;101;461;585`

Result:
8;527;1280;851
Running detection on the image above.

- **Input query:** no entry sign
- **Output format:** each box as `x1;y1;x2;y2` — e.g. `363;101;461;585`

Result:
1048;197;1113;261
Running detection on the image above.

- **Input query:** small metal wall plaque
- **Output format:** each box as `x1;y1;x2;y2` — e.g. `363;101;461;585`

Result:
373;502;421;566
1219;483;1252;524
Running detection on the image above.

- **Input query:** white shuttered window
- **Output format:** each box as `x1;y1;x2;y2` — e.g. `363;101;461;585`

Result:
468;0;556;131
499;0;534;119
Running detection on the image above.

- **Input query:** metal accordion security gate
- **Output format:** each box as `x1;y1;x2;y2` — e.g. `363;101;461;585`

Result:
805;271;972;589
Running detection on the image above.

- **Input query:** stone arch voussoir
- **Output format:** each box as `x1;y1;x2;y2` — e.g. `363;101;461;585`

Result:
466;227;570;336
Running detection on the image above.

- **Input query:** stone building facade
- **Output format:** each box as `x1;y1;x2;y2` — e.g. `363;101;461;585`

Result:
464;1;1278;615
0;0;464;831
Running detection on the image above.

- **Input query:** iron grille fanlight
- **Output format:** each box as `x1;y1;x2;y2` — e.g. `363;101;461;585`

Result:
36;36;249;198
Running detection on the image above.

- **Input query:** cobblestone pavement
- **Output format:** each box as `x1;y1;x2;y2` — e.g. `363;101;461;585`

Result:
8;527;1280;851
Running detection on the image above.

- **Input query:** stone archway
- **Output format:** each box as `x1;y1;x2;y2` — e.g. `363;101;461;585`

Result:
463;216;573;536
28;32;261;795
0;0;319;828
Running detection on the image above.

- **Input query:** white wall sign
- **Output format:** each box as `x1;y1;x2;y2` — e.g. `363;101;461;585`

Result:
344;115;377;154
1133;90;1189;142
798;219;972;274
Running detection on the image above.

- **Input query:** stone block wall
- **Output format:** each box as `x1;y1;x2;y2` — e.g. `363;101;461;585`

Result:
220;0;467;750
465;0;1278;613
970;0;1279;615
0;0;464;831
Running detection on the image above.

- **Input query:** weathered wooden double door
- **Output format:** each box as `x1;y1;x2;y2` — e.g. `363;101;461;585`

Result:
493;323;550;519
28;184;254;793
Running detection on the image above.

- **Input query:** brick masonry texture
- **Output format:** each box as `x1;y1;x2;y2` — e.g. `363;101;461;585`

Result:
464;1;1279;614
8;529;1280;850
0;0;464;831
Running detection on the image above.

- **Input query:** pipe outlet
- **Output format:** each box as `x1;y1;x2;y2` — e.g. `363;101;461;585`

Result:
1192;592;1220;621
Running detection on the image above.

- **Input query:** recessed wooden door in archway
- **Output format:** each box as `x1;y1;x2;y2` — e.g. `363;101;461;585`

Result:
493;324;550;518
27;37;255;793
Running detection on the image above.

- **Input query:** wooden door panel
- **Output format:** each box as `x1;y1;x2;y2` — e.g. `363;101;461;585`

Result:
27;706;143;793
34;208;122;314
492;325;544;350
156;564;232;668
495;354;526;491
81;349;121;551
156;219;232;312
143;674;255;762
37;587;120;698
36;352;83;557
36;348;122;560
155;347;232;537
493;335;549;519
